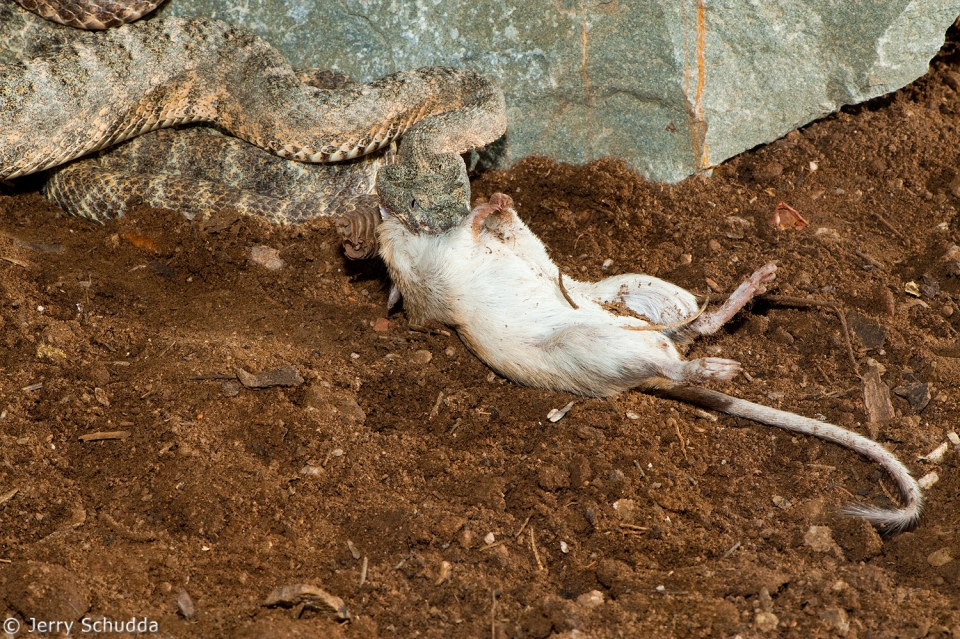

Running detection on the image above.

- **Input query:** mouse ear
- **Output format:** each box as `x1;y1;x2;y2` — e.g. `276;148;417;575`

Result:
467;193;516;235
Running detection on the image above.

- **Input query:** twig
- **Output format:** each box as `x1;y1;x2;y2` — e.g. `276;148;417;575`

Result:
833;307;860;378
427;392;443;421
78;430;131;442
815;363;834;386
515;514;533;539
870;210;906;242
359;556;368;587
674;420;688;459
189;373;237;381
558;273;579;310
530;527;544;571
722;541;741;558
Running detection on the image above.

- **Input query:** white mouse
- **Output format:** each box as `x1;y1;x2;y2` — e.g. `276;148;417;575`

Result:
378;193;922;533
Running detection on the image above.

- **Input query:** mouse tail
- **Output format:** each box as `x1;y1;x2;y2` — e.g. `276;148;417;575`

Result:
656;385;923;534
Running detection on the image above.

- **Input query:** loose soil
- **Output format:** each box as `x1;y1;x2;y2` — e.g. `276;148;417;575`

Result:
3;28;960;639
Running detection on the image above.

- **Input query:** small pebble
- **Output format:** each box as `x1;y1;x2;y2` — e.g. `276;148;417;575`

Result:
601;258;613;271
575;590;604;610
373;318;391;332
249;245;284;271
560;541;569;553
754;611;779;632
221;380;241;397
918;471;939;489
177;590;196;620
927;548;954;567
484;532;496;545
409;349;433;365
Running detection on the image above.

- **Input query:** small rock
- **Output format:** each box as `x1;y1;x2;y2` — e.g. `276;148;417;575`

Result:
249;245;284;271
944;70;960;92
920;274;940;299
177;590;196;619
221;380;241;397
755;611;779;632
927;548;954;567
834;517;883;562
234;365;304;388
754;161;784;181
264;584;349;621
409;349;433;365
819;607;850;635
771;326;795;345
771;495;792;510
707;239;722;253
612;499;639;524
575;590;604;610
941;303;955;318
804;526;840;554
601;258;613;271
893;382;931;411
537;465;571;492
373;317;391;332
484;532;496;545
918;471;939;489
303;386;365;424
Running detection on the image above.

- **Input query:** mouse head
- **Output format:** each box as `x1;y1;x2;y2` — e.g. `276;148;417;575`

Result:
375;152;471;233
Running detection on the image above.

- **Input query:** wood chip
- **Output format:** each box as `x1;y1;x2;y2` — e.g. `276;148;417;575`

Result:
0;487;18;505
861;359;895;424
78;430;131;442
264;584;350;621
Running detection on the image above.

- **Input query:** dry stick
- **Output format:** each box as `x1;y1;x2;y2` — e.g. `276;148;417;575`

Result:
78;430;130;442
557;273;579;310
871;210;906;242
674;420;688;459
490;591;499;639
530;527;544;571
359;557;368;587
832;307;860;378
515;514;533;539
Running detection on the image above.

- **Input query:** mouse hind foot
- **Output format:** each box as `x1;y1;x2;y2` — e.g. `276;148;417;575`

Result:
691;262;777;336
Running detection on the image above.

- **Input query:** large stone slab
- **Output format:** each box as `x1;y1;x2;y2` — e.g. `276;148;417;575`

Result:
158;0;960;182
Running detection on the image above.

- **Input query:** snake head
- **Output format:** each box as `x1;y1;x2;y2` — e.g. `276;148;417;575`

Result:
375;153;470;233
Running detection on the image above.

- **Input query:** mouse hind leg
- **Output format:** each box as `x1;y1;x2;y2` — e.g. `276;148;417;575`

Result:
690;262;777;336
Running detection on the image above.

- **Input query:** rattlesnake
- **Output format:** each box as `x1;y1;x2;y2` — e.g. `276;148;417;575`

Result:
0;1;507;247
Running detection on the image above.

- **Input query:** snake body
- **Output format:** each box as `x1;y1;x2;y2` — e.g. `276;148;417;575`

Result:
0;2;507;234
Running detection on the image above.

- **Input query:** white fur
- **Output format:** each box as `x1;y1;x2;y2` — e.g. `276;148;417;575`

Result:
378;196;922;532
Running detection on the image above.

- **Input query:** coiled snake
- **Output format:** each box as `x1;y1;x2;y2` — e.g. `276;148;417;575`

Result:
0;0;507;256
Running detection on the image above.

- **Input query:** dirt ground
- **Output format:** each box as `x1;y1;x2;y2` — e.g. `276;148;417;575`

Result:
3;27;960;639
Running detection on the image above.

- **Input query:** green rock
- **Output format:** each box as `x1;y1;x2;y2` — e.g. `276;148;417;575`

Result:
158;0;960;182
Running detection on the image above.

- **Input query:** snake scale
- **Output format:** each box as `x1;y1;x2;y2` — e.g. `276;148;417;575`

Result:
0;0;507;252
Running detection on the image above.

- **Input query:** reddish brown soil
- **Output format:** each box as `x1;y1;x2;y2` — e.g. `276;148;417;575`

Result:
3;32;960;639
